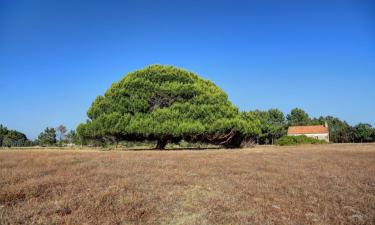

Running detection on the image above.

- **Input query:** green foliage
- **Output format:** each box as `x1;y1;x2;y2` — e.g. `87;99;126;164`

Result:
277;135;327;146
0;124;29;147
354;123;373;143
311;116;353;143
37;127;57;146
248;107;374;145
66;130;79;145
287;108;310;126
0;125;6;146
74;65;374;148
309;116;375;143
78;65;260;148
244;109;286;144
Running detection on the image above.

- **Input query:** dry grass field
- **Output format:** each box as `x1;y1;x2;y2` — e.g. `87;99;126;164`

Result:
1;144;375;225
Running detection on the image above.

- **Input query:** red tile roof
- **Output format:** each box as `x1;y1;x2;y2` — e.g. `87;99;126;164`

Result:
288;125;328;134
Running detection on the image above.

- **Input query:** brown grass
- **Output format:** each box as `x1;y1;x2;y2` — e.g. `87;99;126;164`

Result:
1;144;375;225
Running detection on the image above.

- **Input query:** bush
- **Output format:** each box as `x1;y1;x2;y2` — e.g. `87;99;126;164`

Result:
276;135;327;146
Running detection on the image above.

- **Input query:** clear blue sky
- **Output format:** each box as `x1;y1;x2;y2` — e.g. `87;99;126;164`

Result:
1;0;374;139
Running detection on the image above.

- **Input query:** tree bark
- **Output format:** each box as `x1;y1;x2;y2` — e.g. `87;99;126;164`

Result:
155;139;168;150
222;133;243;149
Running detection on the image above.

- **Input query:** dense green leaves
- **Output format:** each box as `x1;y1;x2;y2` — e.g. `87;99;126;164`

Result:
287;108;310;126
246;108;375;145
37;127;57;146
277;135;327;146
310;116;353;143
354;123;373;143
78;65;260;148
244;109;286;145
0;124;29;147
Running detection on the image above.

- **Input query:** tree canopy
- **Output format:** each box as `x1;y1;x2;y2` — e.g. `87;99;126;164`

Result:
37;127;57;146
77;65;260;149
0;124;29;147
287;108;310;126
244;109;286;145
354;123;373;143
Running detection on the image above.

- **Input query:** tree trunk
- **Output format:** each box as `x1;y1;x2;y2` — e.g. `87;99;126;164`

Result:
155;139;168;150
222;133;243;149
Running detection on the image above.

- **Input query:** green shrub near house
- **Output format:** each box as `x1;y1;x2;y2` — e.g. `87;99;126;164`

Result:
276;135;327;146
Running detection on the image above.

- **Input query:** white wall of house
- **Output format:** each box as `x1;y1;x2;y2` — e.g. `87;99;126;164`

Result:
288;133;329;142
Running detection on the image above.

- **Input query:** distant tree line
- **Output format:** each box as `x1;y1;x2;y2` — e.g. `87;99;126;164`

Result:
1;107;374;149
35;125;80;147
3;66;375;149
0;124;31;147
0;124;81;148
245;108;375;145
74;107;375;147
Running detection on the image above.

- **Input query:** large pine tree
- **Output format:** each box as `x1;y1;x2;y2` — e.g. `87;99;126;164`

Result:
77;65;259;149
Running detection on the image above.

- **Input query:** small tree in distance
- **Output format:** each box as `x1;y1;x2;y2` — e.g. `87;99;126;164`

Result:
37;127;57;146
56;125;67;142
66;130;81;145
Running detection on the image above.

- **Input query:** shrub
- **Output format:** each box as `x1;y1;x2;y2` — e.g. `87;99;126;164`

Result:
276;135;327;146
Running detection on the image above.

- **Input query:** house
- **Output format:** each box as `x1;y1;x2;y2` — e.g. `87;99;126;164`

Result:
288;122;329;142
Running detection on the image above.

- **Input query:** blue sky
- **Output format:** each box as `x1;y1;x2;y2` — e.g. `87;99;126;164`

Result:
1;0;374;139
